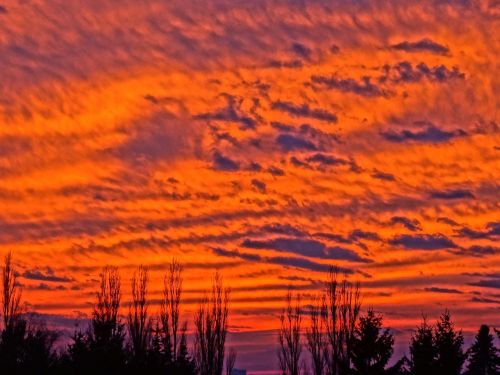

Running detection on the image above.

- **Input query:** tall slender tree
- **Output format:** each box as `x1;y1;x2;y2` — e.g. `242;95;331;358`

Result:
434;310;465;375
278;291;302;375
324;267;361;375
306;295;327;375
194;272;230;375
409;316;437;375
127;265;152;366
161;259;183;362
465;325;500;375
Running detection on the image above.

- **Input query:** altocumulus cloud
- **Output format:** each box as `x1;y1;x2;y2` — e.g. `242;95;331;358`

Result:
389;234;458;250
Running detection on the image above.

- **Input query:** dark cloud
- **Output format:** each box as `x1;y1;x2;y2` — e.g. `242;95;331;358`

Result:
389;234;458;250
276;134;318;152
391;39;449;55
267;166;285;176
305;153;349;167
23;268;72;283
430;189;475;199
424;287;463;294
437;217;459;226
383;61;465;83
390;216;422;231
212;247;352;273
371;170;396;181
470;297;500;304
456;221;500;239
291;42;312;59
310;75;385;97
380;125;465;144
468;279;500;289
349;229;381;242
242;237;371;263
261;223;307;237
251;179;267;193
212;151;240;171
465;245;499;257
195;95;257;129
0;5;6;14
271;101;337;123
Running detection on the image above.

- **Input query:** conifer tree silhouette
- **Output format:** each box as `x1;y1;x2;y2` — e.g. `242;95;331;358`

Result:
409;316;437;375
434;310;465;375
350;309;394;375
464;325;500;375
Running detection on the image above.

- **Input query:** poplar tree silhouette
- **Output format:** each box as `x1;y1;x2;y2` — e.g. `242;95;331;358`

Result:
350;309;394;375
434;310;465;375
464;325;500;375
278;291;302;375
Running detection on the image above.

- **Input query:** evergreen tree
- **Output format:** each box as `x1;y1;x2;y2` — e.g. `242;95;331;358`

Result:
350;309;394;375
434;310;465;375
409;317;437;375
465;325;500;375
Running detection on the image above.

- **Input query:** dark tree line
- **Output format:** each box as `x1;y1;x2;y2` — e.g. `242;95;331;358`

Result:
278;267;500;375
0;253;234;375
1;255;499;375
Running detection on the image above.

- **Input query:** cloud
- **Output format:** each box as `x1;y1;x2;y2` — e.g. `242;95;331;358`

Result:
456;221;500;239
424;287;463;294
383;62;465;83
271;101;337;123
212;151;240;171
276;134;318;152
212;247;352;273
430;189;475;199
437;217;459;226
349;230;381;242
390;216;422;231
23;268;72;282
468;279;500;289
195;95;257;129
251;179;267;193
389;234;458;250
242;237;371;262
466;245;499;257
261;223;307;237
310;75;385;97
380;125;465;144
305;153;349;167
371;170;396;181
291;42;312;59
391;39;449;55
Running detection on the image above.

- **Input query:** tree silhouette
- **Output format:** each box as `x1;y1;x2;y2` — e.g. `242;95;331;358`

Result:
278;291;302;375
225;347;237;375
324;268;361;375
194;272;230;375
434;310;465;375
306;295;327;375
464;325;500;375
0;252;26;373
127;265;152;370
161;259;183;362
409;316;437;375
350;309;394;375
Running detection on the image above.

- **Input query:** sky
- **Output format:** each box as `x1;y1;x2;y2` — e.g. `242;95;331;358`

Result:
0;0;499;371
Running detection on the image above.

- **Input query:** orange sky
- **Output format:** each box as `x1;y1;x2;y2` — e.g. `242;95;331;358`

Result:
0;0;499;371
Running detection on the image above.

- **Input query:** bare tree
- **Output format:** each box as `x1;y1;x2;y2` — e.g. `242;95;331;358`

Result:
92;266;122;344
1;252;22;331
194;272;230;375
323;267;361;375
160;258;183;361
278;291;302;375
307;295;327;375
127;265;151;359
225;347;237;375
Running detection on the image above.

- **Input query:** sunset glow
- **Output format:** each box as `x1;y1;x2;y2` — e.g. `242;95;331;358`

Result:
0;0;499;371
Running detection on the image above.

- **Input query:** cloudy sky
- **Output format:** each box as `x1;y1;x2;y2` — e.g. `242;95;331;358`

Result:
0;0;499;371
